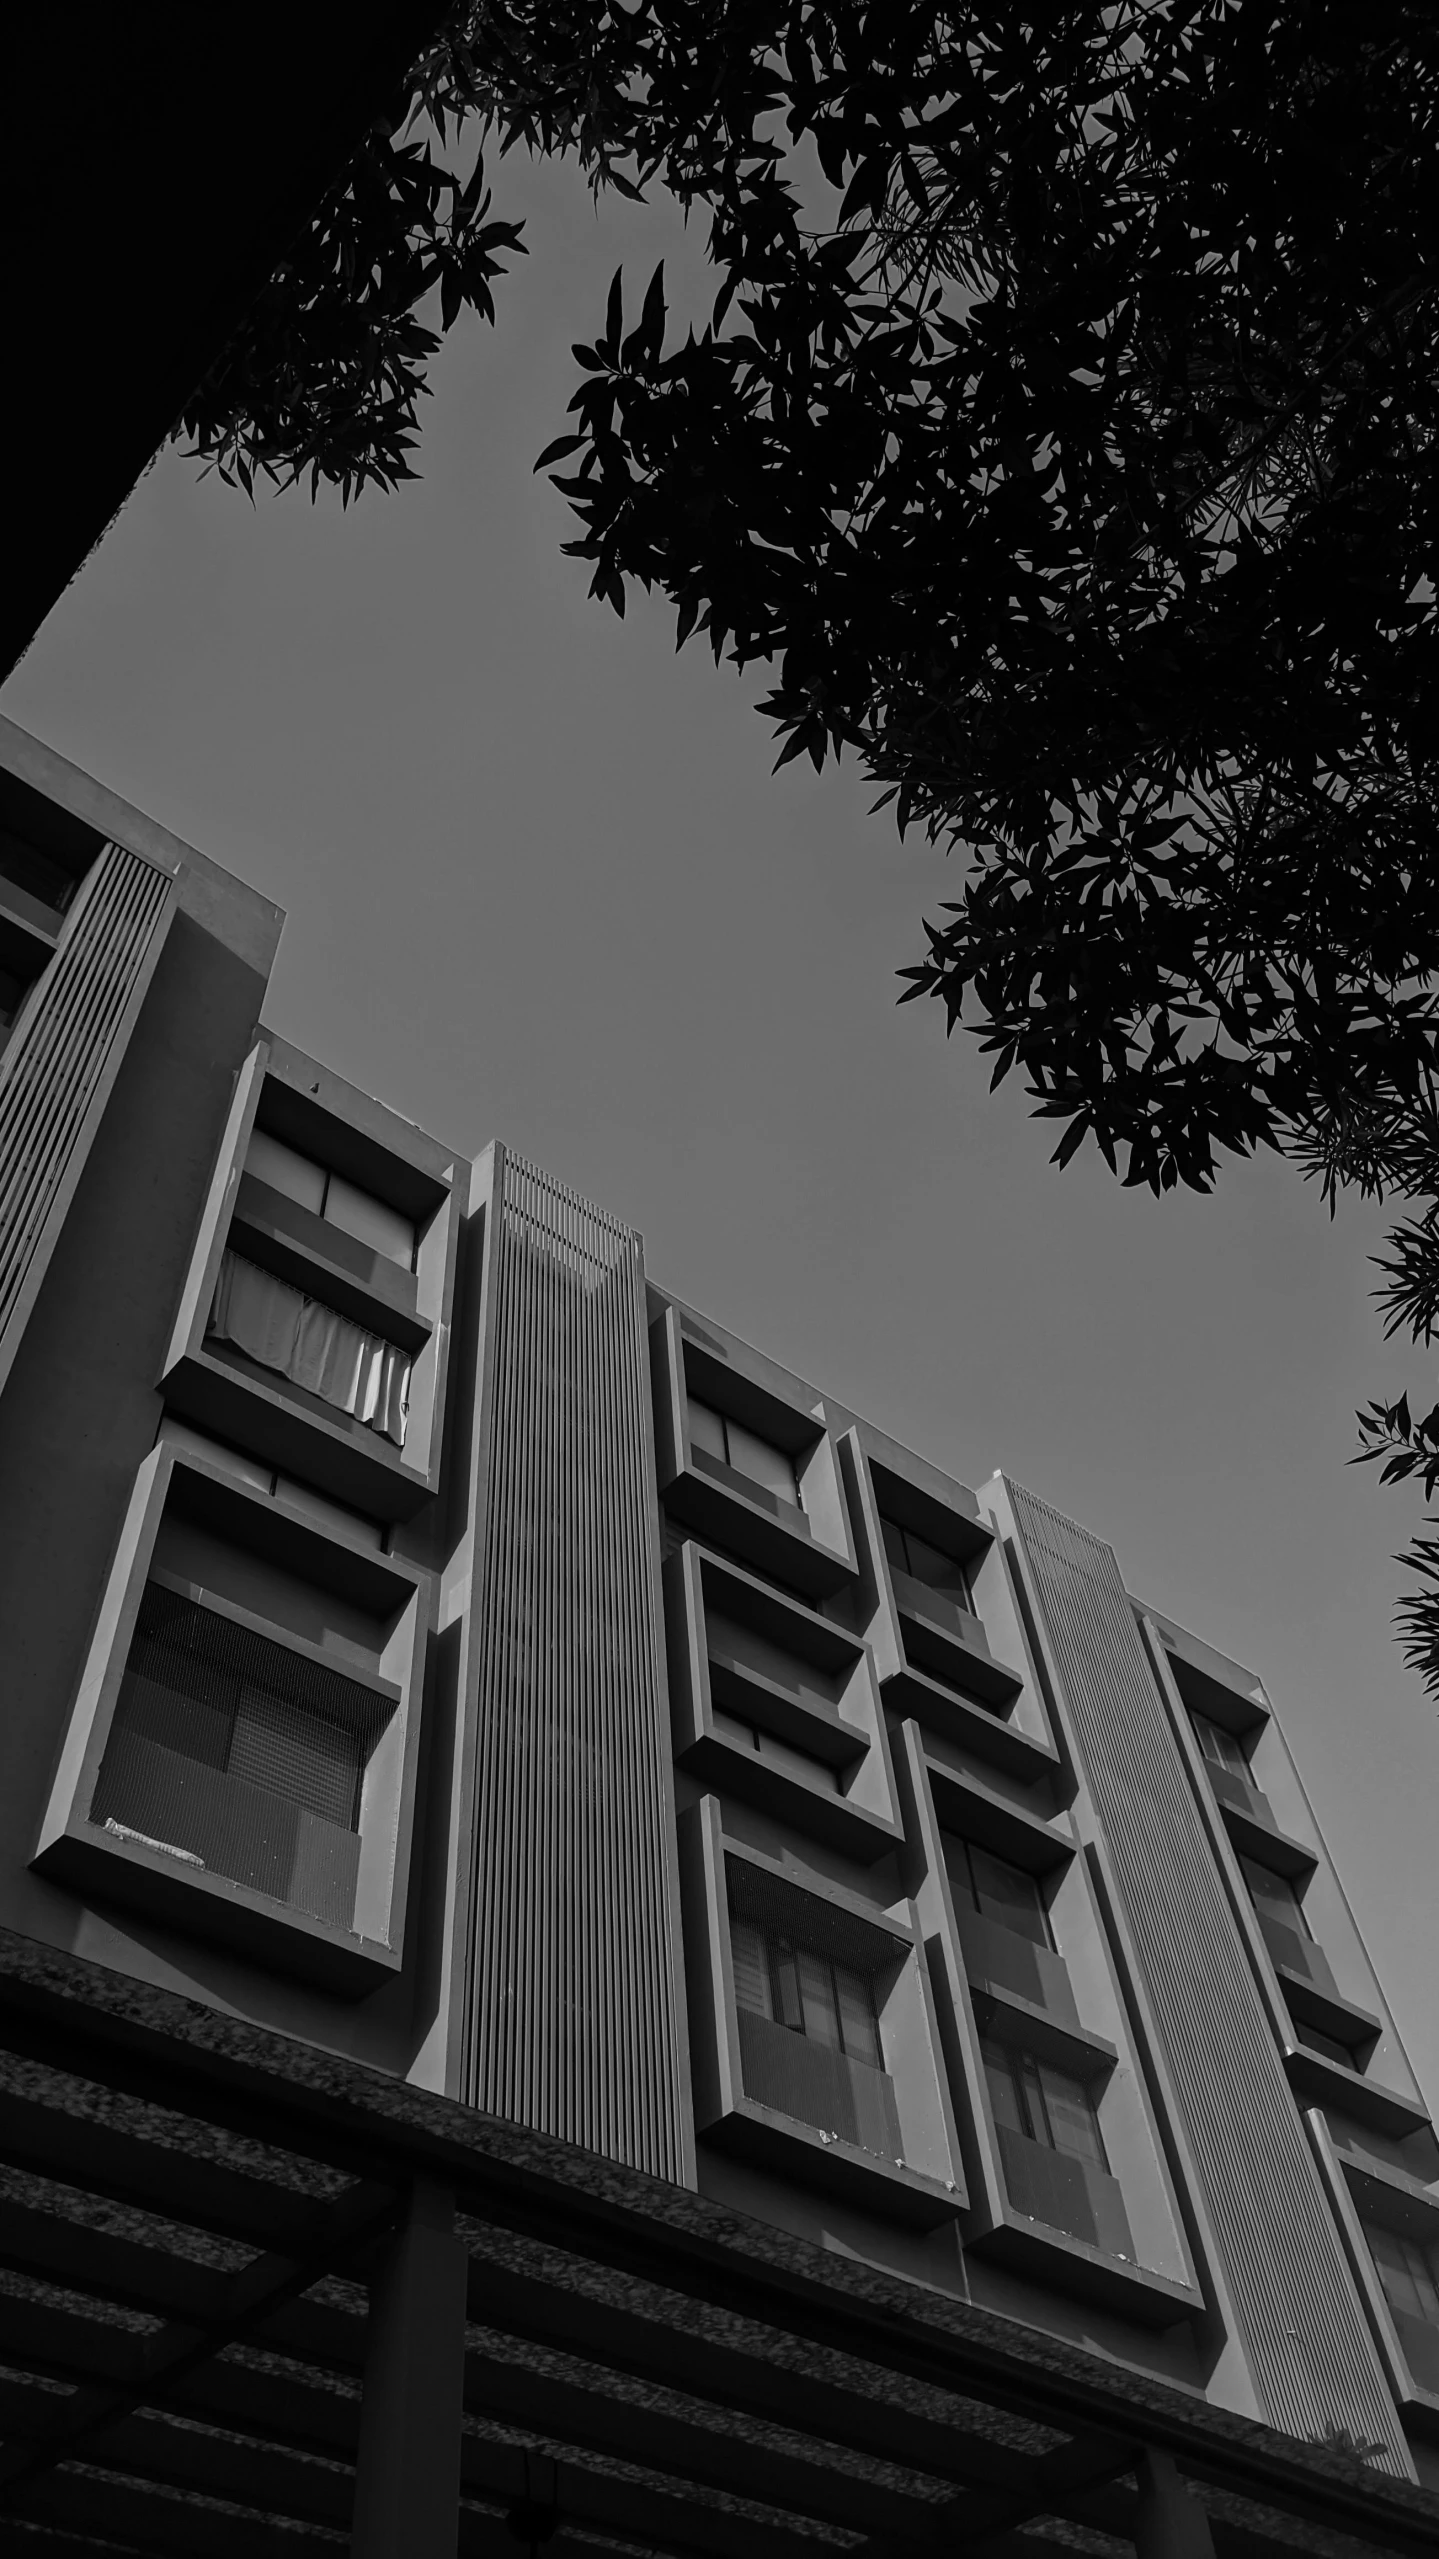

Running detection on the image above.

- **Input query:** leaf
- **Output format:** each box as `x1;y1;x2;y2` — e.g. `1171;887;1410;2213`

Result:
534;433;585;471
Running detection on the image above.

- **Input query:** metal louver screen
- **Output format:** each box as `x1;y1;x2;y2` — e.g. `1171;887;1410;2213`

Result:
465;1152;688;2182
92;1583;390;1931
0;841;170;1371
1004;1477;1409;2463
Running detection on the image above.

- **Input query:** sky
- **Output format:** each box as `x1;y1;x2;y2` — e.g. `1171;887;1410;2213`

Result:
5;148;1438;2102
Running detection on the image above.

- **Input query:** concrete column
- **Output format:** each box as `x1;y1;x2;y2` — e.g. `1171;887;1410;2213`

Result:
351;2179;468;2559
1134;2450;1216;2559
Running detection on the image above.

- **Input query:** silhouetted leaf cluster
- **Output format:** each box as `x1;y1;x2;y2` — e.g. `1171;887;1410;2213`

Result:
184;1;1439;1692
179;105;525;500
540;2;1439;1201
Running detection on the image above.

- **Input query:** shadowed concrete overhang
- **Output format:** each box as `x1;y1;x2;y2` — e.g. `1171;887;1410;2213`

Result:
0;1930;1434;2558
2;5;449;679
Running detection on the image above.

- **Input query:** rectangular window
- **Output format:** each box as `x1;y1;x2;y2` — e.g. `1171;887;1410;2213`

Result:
689;1398;800;1508
244;1130;417;1271
1192;1712;1251;1781
947;1835;1053;1949
0;818;85;916
208;1252;411;1446
726;1866;904;2161
324;1172;416;1269
1239;1854;1311;1939
880;1516;972;1606
91;1581;390;1929
730;1916;883;2070
1369;2224;1439;2329
0;963;32;1048
981;2039;1109;2172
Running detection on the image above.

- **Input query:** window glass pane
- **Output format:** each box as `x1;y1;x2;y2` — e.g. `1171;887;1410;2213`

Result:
1018;2053;1048;2145
1194;1713;1248;1777
0;964;30;1035
730;1921;773;2018
881;1517;910;1578
981;2040;1024;2137
905;1528;969;1599
772;1944;805;2033
688;1398;728;1465
1411;2241;1439;2327
1240;1856;1308;1934
1239;1856;1293;1923
835;1964;882;2069
1038;2062;1107;2169
1370;2223;1427;2321
245;1130;327;1214
726;1418;799;1507
796;1948;841;2047
324;1173;416;1271
969;1845;1050;1947
942;1832;979;1916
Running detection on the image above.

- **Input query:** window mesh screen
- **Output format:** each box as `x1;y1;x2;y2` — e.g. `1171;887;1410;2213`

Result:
91;1583;391;1931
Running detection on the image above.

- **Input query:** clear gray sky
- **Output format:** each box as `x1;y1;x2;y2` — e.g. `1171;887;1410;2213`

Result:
6;150;1437;2099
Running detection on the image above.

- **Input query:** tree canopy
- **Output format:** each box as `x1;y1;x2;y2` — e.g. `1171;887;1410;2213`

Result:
179;0;1439;1685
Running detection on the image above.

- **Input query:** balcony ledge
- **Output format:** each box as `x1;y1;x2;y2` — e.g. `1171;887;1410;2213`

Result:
969;2214;1201;2329
882;1663;1059;1785
1277;1961;1383;2053
161;1342;433;1522
700;2099;966;2229
662;1458;855;1602
1286;2046;1431;2142
969;1982;1119;2080
678;1728;901;1865
890;1570;1024;1710
707;1648;867;1772
230;1173;429;1352
1208;1780;1316;1880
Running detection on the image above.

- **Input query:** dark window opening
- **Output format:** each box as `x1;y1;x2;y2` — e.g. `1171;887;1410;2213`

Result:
1192;1711;1251;1782
981;2038;1109;2172
1296;2021;1363;2070
0;963;33;1047
731;1916;882;2068
244;1127;418;1272
1240;1854;1311;1940
690;1398;801;1509
880;1516;972;1607
91;1581;390;1930
725;1862;903;2159
947;1836;1053;1949
0;819;85;917
1369;2223;1439;2329
207;1250;411;1446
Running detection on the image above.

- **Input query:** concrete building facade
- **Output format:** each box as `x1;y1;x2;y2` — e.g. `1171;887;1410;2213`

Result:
0;713;1437;2559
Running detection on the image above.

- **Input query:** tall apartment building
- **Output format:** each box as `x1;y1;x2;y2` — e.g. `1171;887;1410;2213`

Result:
0;712;1436;2559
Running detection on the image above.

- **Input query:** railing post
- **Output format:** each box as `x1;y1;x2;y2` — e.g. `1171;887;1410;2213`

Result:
351;2179;468;2558
1135;2450;1216;2559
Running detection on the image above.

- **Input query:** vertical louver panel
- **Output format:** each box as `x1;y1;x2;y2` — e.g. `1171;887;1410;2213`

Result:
464;1153;687;2180
0;839;171;1374
1005;1481;1407;2463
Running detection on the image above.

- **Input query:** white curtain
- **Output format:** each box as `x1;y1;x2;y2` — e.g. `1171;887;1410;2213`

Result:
209;1252;410;1446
